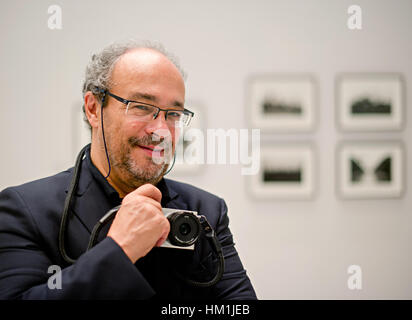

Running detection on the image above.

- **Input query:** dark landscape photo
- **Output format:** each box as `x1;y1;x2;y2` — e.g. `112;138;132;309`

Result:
262;165;302;183
262;97;302;115
351;97;392;115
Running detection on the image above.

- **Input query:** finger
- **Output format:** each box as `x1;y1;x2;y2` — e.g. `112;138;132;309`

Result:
155;236;166;247
134;184;162;203
137;195;163;212
121;194;162;212
155;229;170;247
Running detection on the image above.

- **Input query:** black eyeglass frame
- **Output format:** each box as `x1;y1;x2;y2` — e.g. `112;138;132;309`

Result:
98;89;194;126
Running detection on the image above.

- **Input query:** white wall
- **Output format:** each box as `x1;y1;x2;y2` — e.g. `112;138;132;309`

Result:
1;0;411;299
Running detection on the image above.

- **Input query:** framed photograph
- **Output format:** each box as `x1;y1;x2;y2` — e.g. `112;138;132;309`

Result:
336;73;404;131
169;101;205;176
247;74;317;132
336;141;405;199
248;144;316;200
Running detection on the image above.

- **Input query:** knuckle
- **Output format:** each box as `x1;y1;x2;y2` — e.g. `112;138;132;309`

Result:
138;183;153;194
123;192;135;203
153;212;163;222
135;201;149;210
161;216;170;228
143;202;155;212
155;214;167;226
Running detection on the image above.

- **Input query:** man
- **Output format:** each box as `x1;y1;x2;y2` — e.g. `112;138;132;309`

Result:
0;40;257;299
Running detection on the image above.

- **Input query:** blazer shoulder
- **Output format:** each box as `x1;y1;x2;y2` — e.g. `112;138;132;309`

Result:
164;178;223;203
0;168;73;209
5;167;72;190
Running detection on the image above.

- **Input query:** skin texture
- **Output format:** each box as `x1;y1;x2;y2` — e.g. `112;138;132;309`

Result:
83;48;186;263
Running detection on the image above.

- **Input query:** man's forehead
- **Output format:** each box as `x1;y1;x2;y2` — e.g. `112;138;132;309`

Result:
129;91;184;108
110;48;185;106
116;48;178;74
112;48;184;85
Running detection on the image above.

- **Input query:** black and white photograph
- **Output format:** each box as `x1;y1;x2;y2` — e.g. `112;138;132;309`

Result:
337;142;404;199
336;73;404;132
247;74;317;132
248;144;315;200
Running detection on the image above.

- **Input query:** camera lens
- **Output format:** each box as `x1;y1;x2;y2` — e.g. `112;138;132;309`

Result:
179;223;191;236
167;211;201;247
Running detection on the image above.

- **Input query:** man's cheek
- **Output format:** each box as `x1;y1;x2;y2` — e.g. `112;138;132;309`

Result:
152;130;173;165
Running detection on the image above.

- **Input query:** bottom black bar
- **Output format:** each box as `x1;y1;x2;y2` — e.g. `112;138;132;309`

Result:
1;300;411;319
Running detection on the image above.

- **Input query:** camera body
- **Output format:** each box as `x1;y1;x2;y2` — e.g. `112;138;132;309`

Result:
161;208;202;250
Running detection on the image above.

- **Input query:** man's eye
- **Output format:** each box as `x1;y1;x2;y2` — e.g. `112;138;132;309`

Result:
168;111;182;118
135;104;152;111
129;104;153;112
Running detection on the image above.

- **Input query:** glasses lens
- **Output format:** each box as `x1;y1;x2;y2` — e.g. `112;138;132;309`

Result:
126;103;156;120
178;112;192;127
167;110;184;122
125;103;193;127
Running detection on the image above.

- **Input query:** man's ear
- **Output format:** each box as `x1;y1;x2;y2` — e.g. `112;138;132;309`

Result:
83;91;100;129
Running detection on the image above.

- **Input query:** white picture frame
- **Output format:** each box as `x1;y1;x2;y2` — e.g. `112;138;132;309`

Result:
247;74;317;132
336;141;405;199
336;73;404;132
248;144;316;200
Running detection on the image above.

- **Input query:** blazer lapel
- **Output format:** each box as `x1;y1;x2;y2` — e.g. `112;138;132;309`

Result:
159;178;185;210
63;158;114;260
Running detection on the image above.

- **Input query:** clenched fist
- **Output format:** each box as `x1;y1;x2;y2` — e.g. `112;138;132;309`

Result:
107;184;170;263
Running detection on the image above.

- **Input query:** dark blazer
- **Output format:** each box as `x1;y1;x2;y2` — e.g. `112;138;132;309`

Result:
0;147;257;300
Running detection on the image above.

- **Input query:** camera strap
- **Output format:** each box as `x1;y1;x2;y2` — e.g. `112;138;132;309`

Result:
87;206;225;288
177;215;225;288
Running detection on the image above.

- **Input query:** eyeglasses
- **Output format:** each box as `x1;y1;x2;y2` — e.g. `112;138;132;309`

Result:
102;90;194;127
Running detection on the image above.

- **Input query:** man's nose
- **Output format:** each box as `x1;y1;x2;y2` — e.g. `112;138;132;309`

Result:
145;111;171;136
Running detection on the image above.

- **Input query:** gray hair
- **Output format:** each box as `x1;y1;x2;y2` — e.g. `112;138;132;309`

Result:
81;39;186;128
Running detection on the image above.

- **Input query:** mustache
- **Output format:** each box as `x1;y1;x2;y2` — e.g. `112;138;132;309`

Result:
128;135;171;148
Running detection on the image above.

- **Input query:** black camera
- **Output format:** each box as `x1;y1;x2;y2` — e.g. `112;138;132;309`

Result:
162;208;201;249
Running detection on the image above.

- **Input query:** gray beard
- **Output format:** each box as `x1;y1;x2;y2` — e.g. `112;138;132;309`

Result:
110;135;171;187
123;149;167;185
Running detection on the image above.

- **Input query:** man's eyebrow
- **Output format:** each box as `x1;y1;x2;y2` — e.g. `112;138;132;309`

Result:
171;101;184;108
130;92;183;108
129;92;157;102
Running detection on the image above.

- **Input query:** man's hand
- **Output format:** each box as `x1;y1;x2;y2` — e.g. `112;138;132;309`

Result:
107;184;170;263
